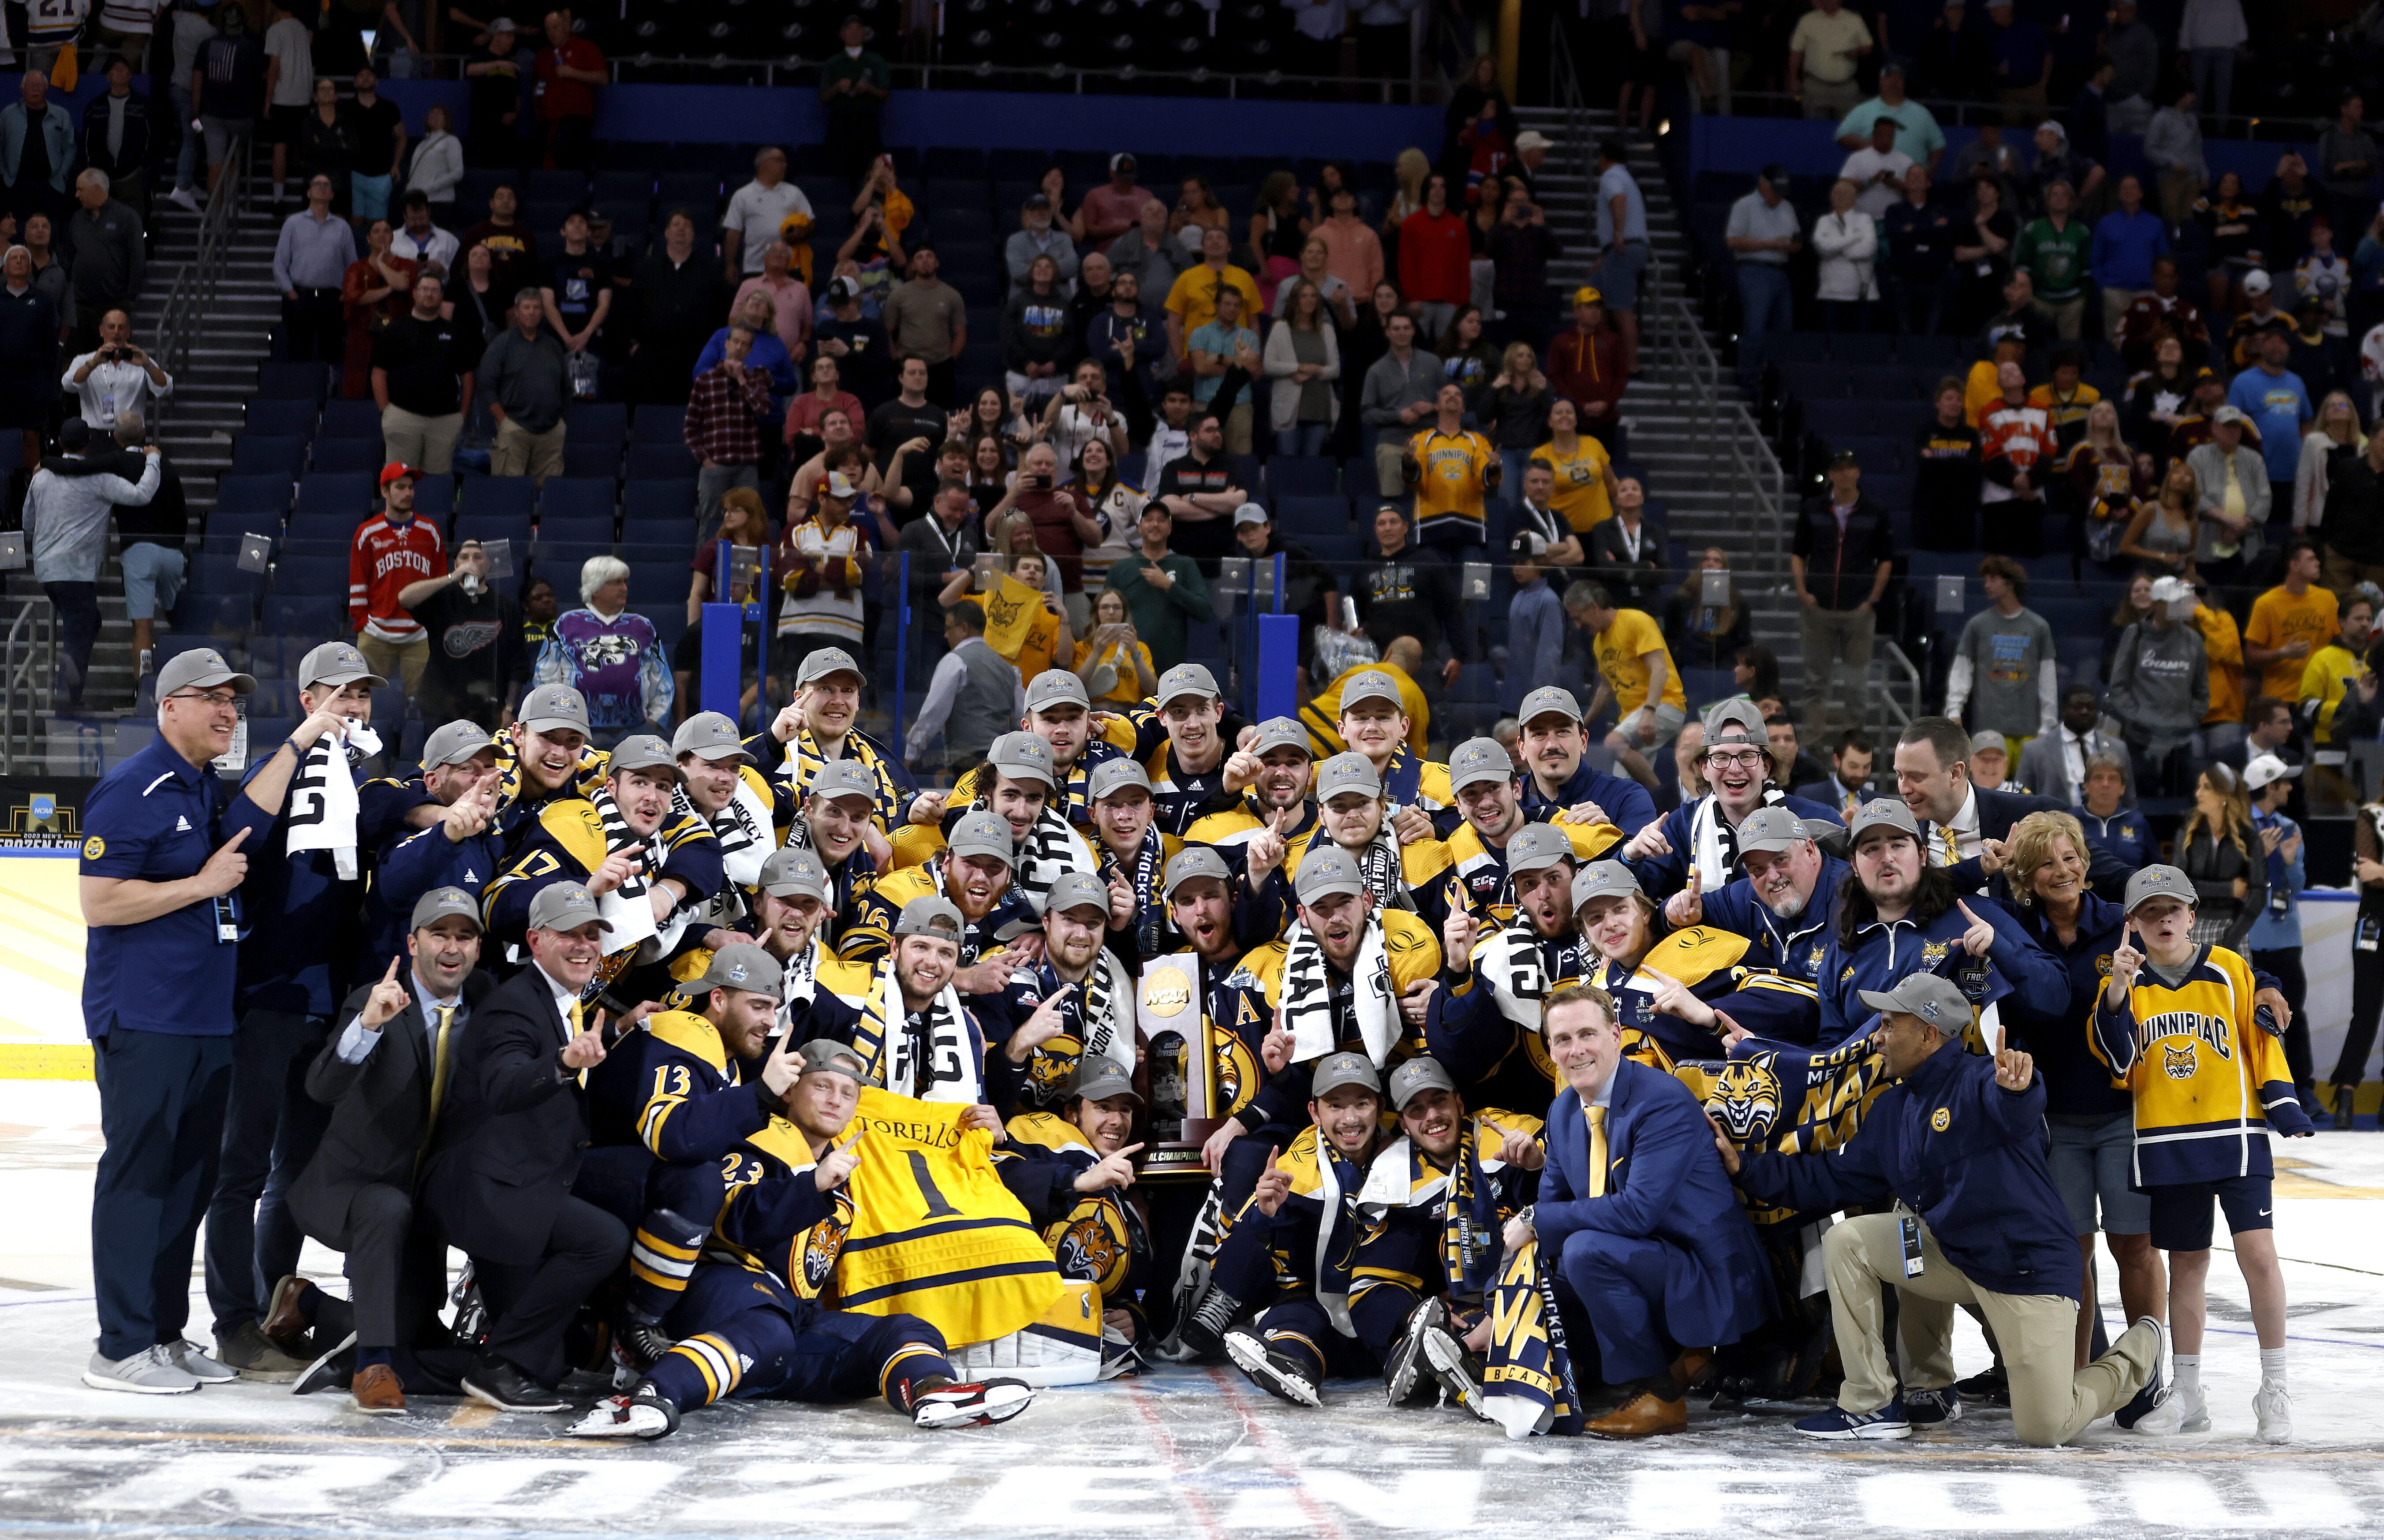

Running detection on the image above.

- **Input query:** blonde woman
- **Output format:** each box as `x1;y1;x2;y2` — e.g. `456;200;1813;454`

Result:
1383;147;1430;271
2180;763;2265;950
2293;389;2364;531
2063;399;2149;561
1074;588;1157;706
2117;461;2200;574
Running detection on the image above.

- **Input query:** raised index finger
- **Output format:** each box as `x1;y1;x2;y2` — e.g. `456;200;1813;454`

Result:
1957;900;1979;923
383;956;402;983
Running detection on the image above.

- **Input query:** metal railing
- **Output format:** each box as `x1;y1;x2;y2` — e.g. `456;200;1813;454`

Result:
1710;86;2339;142
0;596;55;774
154;132;248;391
1876;638;1926;737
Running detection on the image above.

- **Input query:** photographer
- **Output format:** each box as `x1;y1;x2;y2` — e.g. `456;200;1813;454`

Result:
1011;440;1110;632
1040;359;1130;474
396;539;531;729
63;309;172;431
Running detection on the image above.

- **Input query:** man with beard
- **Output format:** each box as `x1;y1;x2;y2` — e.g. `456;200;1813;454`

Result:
919;671;1133;849
904;731;1110;923
1219;1053;1409;1407
1245;753;1454;939
747;846;874;1036
979;871;1140;1115
765;646;939;836
804;897;1006;1106
1620;701;1840;899
361;722;506;982
1187;716;1319;876
1426;824;1599;1111
841;812;1036;994
673;712;781;950
1086;759;1183;960
1002;1062;1156;1344
1664;806;1850;986
1513;686;1659;836
1569;861;1822;1065
1438;738;1622;925
794;761;893;949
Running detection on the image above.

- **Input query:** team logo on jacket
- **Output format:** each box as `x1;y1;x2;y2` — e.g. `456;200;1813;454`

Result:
1807;945;1827;975
1919;941;1949;968
2163;1041;2198;1079
82;836;103;860
1930;1107;1951;1131
1703;1060;1783;1143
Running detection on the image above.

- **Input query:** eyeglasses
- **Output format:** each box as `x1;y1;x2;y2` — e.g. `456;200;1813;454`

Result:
1704;749;1767;768
167;690;240;708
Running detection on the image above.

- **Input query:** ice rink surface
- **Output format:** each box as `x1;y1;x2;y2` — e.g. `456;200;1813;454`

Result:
6;1079;2384;1540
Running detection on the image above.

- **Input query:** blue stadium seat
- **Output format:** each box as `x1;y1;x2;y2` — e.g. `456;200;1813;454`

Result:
187;552;259;594
214;474;293;517
620;518;688;556
270;552;348;597
256;361;329;401
626;441;696;481
540;477;616;524
295;472;375;520
260;594;344;638
566;402;628;445
202;511;273;554
562;440;621;478
370;683;408;723
592;168;654;208
1303;532;1364;564
634;603;688;652
453;514;533;552
310;437;385;474
247;716;299;747
320;399;384;439
1274;496;1345;536
654;172;720;211
175;592;255;636
631;405;687;443
245;399;318;438
460;477;538;520
232;436;307;477
412;473;455;522
249;678;303;716
1267;456;1338;497
537;515;614;548
534;541;612;578
622;479;696;524
282;514;357;553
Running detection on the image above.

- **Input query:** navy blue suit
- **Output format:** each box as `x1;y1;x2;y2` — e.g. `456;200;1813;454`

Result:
1536;1059;1775;1381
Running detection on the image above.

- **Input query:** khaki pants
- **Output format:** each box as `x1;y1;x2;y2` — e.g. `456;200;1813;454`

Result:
1220;401;1254;457
492;416;567;483
355;632;429;696
2324;546;2384;597
1373;442;1408;500
1797;602;1874;742
2101;287;2140;346
1824;1212;2159;1447
2041;295;2085;341
381;405;464;475
2157;168;2203;230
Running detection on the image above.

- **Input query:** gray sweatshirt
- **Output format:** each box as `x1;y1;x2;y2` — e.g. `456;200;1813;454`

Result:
28;450;161;584
1360;346;1442;448
2107;617;2210;748
2144;108;2207;183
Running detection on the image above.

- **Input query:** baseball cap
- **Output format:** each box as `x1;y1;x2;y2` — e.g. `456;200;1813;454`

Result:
518;683;592;736
1855;972;1974;1028
298;640;385;691
1734;805;1812;858
606;734;682;779
1025;669;1091;713
946;810;1016;865
409;885;482;932
1513;130;1553;153
2211;404;2249;425
487;14;518;30
1295;845;1368;904
1248;716;1312;757
1704;699;1767;745
2242;269;2272;295
1045;869;1111;917
806;760;880;805
2149;574;2194;605
1569;860;1641;909
1314;751;1384;802
421;719;497;770
526;881;611;933
378;462;420;488
156;647;257;699
1163;845;1232;897
827;275;860;304
2123;863;2199;914
1340;669;1403;712
1156;662;1220;706
1505;823;1576;875
1758;162;1788;186
1848;798;1921;843
672;711;754;762
1826;448;1860;469
1449;737;1517;791
822;470;860;500
1386;1055;1457;1110
797;646;867;687
2035;119;2066;140
1024;191;1052;210
1109;152;1137;172
694;942;784;997
1068;1059;1140;1104
1968;729;2009;758
1507;530;1549;560
987;730;1058;789
1233;501;1270;527
894;895;968;938
1572;286;1605;307
796;1038;873;1084
1310;1050;1382;1098
1518;686;1583;727
759;844;830;901
2244;753;2303;791
1088;757;1155;802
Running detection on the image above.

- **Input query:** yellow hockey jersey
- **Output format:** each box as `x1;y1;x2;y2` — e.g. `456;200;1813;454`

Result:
1405;425;1500;542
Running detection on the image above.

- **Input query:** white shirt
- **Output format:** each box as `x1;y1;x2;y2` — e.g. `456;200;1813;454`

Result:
392;223;460;274
61;348;172;430
264;15;314;107
2060;727;2090;801
724;179;816;275
1142;421;1190;494
534;961;585;1037
1838;146;1914;220
1936;784;1983;863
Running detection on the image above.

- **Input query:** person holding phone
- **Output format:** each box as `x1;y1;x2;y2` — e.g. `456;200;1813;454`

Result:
1074;589;1156;707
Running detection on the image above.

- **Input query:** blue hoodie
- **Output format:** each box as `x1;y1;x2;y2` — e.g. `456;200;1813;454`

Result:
1698;852;1850;985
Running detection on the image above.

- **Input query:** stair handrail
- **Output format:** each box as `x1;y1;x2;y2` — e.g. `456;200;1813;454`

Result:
1877;638;1924;733
154;131;248;393
0;594;54;774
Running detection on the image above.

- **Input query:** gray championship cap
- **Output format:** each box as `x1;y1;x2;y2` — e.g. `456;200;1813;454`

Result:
1314;751;1384;802
408;885;483;932
2122;863;2199;915
156;646;257;698
607;733;682;779
1735;805;1813;858
694;942;784;996
987;731;1059;789
806;759;881;805
673;711;755;762
298;640;386;691
1517;685;1583;727
1248;716;1312;758
894;895;968;939
1340;669;1403;712
759;844;830;901
1569;859;1642;910
1295;845;1368;904
1855;972;1973;1030
1967;728;2009;759
1703;698;1767;745
1155;662;1221;706
519;683;592;736
1505;823;1577;875
421;719;497;770
1025;669;1091;713
1045;869;1111;917
796;1037;874;1084
1232;500;1269;527
796;646;868;687
526;880;613;933
1386;1055;1457;1110
1163;844;1233;896
1068;1059;1141;1104
946;810;1017;865
1848;798;1921;844
1311;1050;1383;1098
1449;737;1517;791
1088;757;1155;802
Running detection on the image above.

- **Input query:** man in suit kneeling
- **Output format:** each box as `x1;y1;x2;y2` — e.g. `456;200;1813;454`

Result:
1501;984;1775;1439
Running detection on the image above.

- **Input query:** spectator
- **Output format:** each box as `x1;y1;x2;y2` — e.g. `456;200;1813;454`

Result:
1790;0;1873;121
2089;175;2167;345
1264;278;1343;458
1725;168;1800;395
536;555;672;745
458;184;542;313
1476;339;1551;487
1483;186;1555;350
1350;506;1464;678
347;462;442;692
78;59;151;218
818;15;890;186
1502;533;1566;713
1587;473;1667;611
1006;440;1105;626
189;4;266;201
1790;448;1894;738
2017;686;2131;806
2090;423;2176;568
396;537;529;727
2168;364;2237;467
2228;324;2315;509
730;240;813;365
2296;250;2354;361
250;0;313;208
2264;151;2323;269
1314;183;1385;308
341;66;403;224
0;244;59;472
1592;139;1648;374
899;480;982;642
2244;538;2339;701
1077;153;1145;255
1664;547;1750;671
863;352;945;500
1919;5;1995;115
1360;309;1441;499
1952;179;2023;335
2180;0;2247;130
61;308;170;431
2028;344;2101;445
1831;60;1945;171
689;290;795;400
624;209;723;406
681;325;778;533
1075;588;1158;708
2116;257;2208;375
2015;178;2090;340
1109;198;1185;306
405;104;462;227
291;75;355;220
2121;340;2197;465
1575;579;1683;791
813;272;894;408
2141;84;2208;233
2069;57;2113;170
108;411;183;679
906;599;1016;771
532;8;602;171
1506;458;1587;572
721;146;811;282
1985;0;2051;117
1185;283;1262;455
339;220;415;401
1392;173;1468;343
2295;389;2362;537
1881;166;1957;339
1946;555;2058;747
1005;192;1080;293
59;169;143;360
369;272;475;475
1912;377;1984;551
1534;394;1619;536
782;353;865;459
1001;253;1073;420
272;173;356;368
478;287;570;483
2321;414;2384;591
26;417;161;707
775;468;878;686
2102;0;2158;132
537;206;612;362
1102;503;1211;673
1812;178;1879;334
1148;408;1245;567
1402;380;1500;549
389;189;457;279
1980;360;2058;554
2108;574;2211;792
880;245;966;406
1547;286;1628;440
1840;116;1912;222
1162;224;1263;374
460;16;523;165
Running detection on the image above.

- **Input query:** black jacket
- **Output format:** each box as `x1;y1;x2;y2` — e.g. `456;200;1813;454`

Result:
291;969;497;1244
1588;513;1670;610
1930;785;2071;897
79;89;152;179
419;966;593;1266
2323;443;2384;566
1789;491;1895;610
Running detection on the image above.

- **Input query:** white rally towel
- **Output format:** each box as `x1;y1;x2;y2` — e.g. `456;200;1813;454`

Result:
588;780;659;952
284;724;385;881
1281;917;1397;1067
683;776;775;888
1472;910;1550;1029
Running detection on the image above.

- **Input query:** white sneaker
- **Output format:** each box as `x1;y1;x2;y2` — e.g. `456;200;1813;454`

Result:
167;185;203;213
162;1338;236;1383
2253;1380;2292;1444
2131;1383;2209;1435
83;1345;199;1394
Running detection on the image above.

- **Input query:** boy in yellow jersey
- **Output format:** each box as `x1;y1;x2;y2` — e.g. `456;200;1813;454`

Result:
1401;382;1501;550
1575;582;1687;794
2093;865;2313;1443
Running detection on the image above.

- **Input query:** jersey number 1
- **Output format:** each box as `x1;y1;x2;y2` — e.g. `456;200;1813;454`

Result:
905;1150;963;1220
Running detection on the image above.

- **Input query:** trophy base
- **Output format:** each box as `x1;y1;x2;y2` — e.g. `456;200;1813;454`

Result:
1140;1118;1226;1178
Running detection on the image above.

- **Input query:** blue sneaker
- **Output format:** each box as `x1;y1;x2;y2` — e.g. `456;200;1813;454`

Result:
1903;1387;1962;1425
2114;1316;2167;1430
1795;1403;1911;1440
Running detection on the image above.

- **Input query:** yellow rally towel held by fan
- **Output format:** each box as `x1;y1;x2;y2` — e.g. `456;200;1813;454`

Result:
980;571;1061;684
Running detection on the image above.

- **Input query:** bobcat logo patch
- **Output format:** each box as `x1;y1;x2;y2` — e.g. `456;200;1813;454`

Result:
1931;1107;1951;1131
1703;1059;1784;1143
2162;1041;2198;1080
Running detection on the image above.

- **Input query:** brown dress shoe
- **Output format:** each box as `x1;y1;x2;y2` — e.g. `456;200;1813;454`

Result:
1585;1389;1688;1439
350;1364;406;1416
1669;1347;1715;1391
261;1275;312;1359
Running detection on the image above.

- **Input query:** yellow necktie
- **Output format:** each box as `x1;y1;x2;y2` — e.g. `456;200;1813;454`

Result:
1587;1104;1608;1198
569;999;587;1037
1937;825;1961;867
418;1005;456;1171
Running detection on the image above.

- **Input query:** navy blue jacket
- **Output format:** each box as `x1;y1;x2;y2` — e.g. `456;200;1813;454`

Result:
1697;853;1849;984
358;802;505;984
2074;807;2155;889
1735;1038;2081;1300
1992;891;2134;1118
1536;1059;1775;1347
234;765;432;1016
1626;790;1842;900
1810;895;2063;1049
1518;759;1659;838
